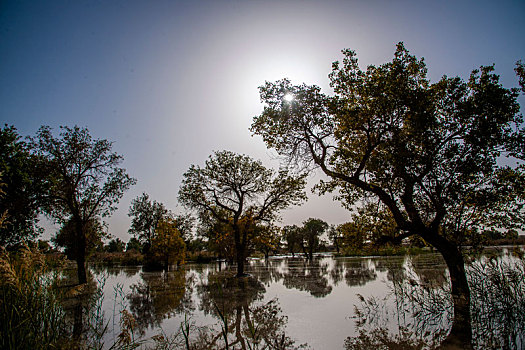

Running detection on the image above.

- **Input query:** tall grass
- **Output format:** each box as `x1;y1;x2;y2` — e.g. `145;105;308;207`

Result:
347;249;525;349
0;245;70;349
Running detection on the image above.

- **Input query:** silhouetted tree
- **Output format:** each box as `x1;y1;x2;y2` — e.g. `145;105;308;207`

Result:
53;217;106;259
179;150;306;277
106;237;125;253
283;225;302;257
327;224;343;253
128;192;194;253
300;218;328;259
251;43;525;347
33;126;135;284
0;126;48;246
126;237;142;252
128;192;167;253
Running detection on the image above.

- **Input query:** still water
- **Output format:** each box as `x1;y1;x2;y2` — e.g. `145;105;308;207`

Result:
84;249;523;349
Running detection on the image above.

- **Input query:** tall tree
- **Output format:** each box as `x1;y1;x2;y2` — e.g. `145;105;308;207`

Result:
251;43;525;347
300;218;328;259
128;192;168;253
282;225;302;257
0;126;47;246
33;126;135;284
149;218;186;269
52;217;106;259
179;150;306;277
128;192;194;252
327;224;343;253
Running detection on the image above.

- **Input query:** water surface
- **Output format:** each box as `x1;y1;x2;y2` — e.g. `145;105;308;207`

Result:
82;248;523;349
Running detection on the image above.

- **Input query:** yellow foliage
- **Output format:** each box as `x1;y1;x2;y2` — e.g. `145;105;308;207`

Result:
150;218;186;267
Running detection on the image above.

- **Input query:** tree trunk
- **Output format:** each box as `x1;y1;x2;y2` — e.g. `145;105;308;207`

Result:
76;255;87;284
440;246;473;348
72;300;83;340
75;220;87;284
427;235;472;349
234;224;246;277
236;250;245;277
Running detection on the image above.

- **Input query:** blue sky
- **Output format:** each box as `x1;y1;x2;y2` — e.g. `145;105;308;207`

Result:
1;0;524;241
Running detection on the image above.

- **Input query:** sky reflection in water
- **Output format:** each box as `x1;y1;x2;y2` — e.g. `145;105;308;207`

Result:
92;249;523;349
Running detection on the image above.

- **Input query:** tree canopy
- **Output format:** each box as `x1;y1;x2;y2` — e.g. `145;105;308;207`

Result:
0;126;48;246
128;192;169;252
251;43;525;347
32;125;135;283
179;150;306;276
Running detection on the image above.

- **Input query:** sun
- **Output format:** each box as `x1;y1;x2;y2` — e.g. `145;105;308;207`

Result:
284;93;294;102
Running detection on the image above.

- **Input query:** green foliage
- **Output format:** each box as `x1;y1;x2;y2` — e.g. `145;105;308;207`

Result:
0;125;47;247
252;43;525;246
126;237;143;252
338;203;400;251
106;238;125;253
252;224;281;258
33;125;136;225
282;225;302;256
179;151;307;225
515;60;525;93
52;217;106;259
32;125;136;283
300;218;328;259
179;150;306;276
197;213;236;261
128;192;168;250
128;192;195;254
252;44;524;344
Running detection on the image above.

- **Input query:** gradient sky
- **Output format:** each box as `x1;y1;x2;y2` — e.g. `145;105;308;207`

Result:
1;0;524;241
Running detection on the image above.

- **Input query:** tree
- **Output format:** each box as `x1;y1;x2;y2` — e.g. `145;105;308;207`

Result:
300;218;328;259
341;203;400;249
0;126;48;247
251;43;525;347
252;222;281;259
148;218;186;269
128;192;168;253
338;222;367;251
327;225;343;253
33;126;136;284
197;211;236;262
52;217;106;259
128;192;194;252
179;150;306;277
126;237;142;252
106;237;125;253
282;225;302;257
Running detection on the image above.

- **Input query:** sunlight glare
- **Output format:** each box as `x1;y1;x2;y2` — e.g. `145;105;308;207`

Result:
284;93;294;102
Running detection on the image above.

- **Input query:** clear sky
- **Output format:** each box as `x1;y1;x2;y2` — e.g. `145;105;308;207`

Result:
1;0;524;241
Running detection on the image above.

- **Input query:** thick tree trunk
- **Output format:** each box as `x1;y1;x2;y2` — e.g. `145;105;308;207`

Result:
76;255;87;285
75;220;88;284
234;224;246;277
440;246;473;348
427;234;472;349
72;300;83;340
236;249;245;277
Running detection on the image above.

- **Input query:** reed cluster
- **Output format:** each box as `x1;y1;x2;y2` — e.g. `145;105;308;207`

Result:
0;245;70;349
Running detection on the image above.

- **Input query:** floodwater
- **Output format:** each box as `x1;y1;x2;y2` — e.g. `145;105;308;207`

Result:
79;248;524;349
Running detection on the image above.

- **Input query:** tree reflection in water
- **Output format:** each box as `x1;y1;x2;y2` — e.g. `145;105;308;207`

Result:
280;258;332;297
346;250;525;349
193;271;309;349
66;252;525;348
342;259;377;287
127;268;193;334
